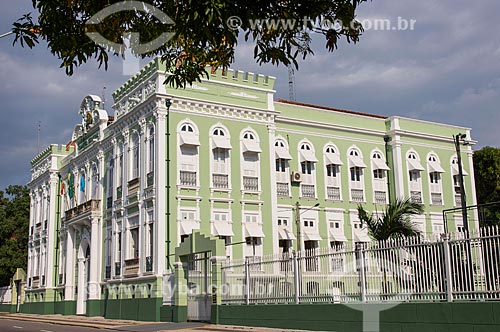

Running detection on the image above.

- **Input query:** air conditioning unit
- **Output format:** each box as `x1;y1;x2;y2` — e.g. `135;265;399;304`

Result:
291;171;302;183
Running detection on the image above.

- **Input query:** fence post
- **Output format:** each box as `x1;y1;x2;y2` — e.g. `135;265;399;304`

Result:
293;251;300;304
357;244;367;303
442;234;454;302
244;258;250;305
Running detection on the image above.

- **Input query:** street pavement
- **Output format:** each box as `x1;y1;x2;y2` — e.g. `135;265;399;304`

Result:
0;313;307;332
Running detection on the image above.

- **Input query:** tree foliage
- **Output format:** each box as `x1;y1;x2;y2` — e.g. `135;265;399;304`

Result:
12;0;367;87
473;146;500;226
0;186;30;286
357;198;424;241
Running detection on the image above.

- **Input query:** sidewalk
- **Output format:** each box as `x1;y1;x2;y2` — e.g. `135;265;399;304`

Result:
0;313;307;332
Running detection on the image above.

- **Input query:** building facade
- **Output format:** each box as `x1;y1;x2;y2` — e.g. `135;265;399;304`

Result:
24;58;478;319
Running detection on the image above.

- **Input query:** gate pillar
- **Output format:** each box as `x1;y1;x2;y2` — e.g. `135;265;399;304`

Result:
173;261;188;322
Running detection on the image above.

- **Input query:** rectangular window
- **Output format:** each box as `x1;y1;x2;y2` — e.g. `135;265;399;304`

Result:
430;172;440;184
181;209;196;221
130;228;139;259
326;164;338;177
213;211;229;222
350;167;362;182
276;159;286;172
213;148;228;174
409;171;419;182
373;169;384;179
278;218;288;226
301;161;313;175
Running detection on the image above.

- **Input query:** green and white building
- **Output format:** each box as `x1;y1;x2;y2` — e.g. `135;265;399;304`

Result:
24;58;478;320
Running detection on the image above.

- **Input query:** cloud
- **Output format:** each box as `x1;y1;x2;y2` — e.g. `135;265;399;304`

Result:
1;0;500;190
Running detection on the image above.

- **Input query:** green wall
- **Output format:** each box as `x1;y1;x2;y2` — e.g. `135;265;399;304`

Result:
217;303;500;332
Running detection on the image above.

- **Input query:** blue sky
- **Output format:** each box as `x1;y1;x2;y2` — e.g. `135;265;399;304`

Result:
1;0;499;190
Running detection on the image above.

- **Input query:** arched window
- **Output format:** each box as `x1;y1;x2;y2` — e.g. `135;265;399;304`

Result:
407;151;424;203
117;143;124;188
91;164;99;199
298;141;317;198
107;159;114;199
348;148;366;202
371;150;389;204
275;139;292;196
324;145;342;201
178;121;200;187
427;153;444;205
148;127;155;173
131;133;140;179
241;130;261;192
211;126;231;189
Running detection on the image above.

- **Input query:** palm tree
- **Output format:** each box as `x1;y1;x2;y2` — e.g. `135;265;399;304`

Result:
357;198;424;241
357;198;425;298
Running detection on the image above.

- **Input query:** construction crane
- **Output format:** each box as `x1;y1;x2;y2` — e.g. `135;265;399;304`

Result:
288;65;296;101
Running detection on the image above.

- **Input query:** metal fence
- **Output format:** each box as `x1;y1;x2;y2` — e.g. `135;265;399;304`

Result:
221;227;500;304
0;286;12;304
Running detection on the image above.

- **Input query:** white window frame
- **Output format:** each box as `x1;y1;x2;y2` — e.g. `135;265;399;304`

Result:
210;126;231;190
130;133;140;180
241;129;261;192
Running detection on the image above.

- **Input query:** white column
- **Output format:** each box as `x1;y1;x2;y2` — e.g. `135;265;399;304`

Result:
139;119;147;274
155;109;167;274
76;257;86;315
88;218;101;299
122;129;130;198
64;227;75;300
45;174;58;288
390;136;405;199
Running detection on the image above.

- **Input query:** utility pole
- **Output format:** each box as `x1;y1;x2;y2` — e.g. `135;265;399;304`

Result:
295;201;301;252
454;133;469;233
294;202;320;253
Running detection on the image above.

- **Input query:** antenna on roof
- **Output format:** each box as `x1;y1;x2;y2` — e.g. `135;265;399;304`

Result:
288;65;296;101
101;86;107;110
37;121;41;154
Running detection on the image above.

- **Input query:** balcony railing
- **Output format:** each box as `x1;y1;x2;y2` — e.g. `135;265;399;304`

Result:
301;184;315;198
243;176;259;192
146;256;153;272
431;193;443;205
147;171;155;187
327;187;341;201
115;262;121;276
213;174;229;189
128;177;140;192
124;258;140;276
65;199;101;220
455;194;462;207
105;266;111;279
180;170;197;187
374;191;387;204
276;182;290;197
351;189;364;202
410;191;422;204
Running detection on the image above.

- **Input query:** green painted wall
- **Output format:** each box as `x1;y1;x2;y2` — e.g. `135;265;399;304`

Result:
104;298;162;321
0;304;15;313
217;303;500;332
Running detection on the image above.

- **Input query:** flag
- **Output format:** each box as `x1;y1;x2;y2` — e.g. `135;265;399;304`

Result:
61;182;65;195
68;167;75;200
80;174;85;193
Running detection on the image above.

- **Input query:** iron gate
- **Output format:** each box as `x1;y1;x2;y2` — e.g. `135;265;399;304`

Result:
186;251;212;321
